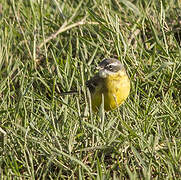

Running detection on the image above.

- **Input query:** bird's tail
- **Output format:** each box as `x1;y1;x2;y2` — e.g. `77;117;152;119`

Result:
60;90;79;96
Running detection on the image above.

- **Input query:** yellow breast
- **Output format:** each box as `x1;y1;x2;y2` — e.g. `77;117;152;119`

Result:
91;73;130;111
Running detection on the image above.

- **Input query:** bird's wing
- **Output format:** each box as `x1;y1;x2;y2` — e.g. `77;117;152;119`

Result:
86;74;101;94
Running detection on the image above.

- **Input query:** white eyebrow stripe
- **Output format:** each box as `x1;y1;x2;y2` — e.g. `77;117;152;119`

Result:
108;62;121;66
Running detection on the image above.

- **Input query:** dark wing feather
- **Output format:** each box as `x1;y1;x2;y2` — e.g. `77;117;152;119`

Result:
86;74;100;94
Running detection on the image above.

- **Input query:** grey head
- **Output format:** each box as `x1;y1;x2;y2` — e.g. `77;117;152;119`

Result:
98;58;125;78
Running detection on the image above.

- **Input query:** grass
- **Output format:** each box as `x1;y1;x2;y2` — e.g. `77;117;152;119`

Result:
0;0;181;179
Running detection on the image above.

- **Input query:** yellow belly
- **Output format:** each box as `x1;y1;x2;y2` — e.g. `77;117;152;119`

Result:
91;74;130;111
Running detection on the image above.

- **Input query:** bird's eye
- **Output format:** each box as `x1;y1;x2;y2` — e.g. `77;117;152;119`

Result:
106;64;113;70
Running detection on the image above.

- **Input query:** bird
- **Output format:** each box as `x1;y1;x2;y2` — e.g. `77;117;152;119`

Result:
86;58;130;111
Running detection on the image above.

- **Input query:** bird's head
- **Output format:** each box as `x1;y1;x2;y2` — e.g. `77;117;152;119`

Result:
97;58;126;78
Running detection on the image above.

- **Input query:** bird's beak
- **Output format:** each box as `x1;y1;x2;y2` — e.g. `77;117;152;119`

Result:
96;66;100;70
96;66;103;70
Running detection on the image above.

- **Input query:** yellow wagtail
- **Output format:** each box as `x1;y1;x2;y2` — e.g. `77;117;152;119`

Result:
86;58;130;111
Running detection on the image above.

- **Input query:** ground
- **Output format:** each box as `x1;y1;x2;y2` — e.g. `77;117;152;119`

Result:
0;0;181;179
